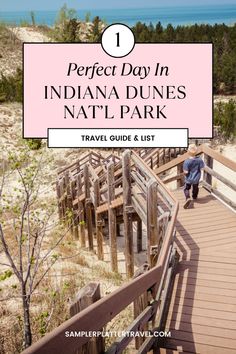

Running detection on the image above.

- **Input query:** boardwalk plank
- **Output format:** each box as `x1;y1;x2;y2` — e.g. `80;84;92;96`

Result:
179;259;236;270
163;189;236;353
169;295;236;313
177;264;236;277
167;312;236;330
172;282;236;298
168;330;236;349
165;339;236;354
177;269;236;284
180;254;236;264
166;320;236;339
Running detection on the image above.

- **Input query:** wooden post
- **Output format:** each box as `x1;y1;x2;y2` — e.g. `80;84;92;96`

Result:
161;149;165;166
94;178;104;260
147;180;159;268
177;162;184;188
155;150;158;169
76;160;80;175
107;162;118;272
157;150;160;168
163;148;167;165
69;283;104;354
61;176;67;220
89;152;92;166
71;179;79;239
133;263;150;349
134;293;149;349
167;148;171;162
150;156;153;170
137;216;142;253
204;153;213;186
56;180;63;220
77;173;86;247
64;172;69;225
122;150;134;278
84;164;93;250
65;171;73;234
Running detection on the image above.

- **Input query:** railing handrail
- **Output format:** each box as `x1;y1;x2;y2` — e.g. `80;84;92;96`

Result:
154;149;199;175
131;151;178;208
154;144;236;174
58;151;103;176
23;265;164;354
155;144;236;209
22;215;178;354
201;144;236;172
23;149;179;354
37;144;234;354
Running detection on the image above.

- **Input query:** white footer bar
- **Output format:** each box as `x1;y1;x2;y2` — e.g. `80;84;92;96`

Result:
48;128;188;148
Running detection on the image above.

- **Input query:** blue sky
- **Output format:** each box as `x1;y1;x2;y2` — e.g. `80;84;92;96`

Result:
1;0;236;11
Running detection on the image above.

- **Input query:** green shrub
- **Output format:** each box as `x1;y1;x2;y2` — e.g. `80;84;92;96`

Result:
19;20;31;27
25;139;42;150
214;100;236;138
0;68;22;102
52;4;105;43
53;18;81;42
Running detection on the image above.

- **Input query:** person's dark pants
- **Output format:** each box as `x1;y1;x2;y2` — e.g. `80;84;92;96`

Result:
184;183;199;200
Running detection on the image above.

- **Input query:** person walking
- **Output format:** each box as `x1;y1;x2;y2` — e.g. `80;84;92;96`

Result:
183;144;205;209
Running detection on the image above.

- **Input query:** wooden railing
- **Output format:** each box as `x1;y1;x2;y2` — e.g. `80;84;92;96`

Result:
136;147;186;170
56;149;178;276
155;144;236;209
21;144;236;354
22;148;180;354
22;244;178;354
58;151;103;177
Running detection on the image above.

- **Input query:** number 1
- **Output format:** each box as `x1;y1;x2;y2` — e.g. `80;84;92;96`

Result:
116;32;120;47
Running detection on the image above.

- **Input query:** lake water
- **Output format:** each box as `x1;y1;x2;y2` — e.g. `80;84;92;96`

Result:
0;4;236;27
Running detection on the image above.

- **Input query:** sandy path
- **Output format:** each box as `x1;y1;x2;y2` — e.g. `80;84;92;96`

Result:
214;95;236;103
10;27;50;42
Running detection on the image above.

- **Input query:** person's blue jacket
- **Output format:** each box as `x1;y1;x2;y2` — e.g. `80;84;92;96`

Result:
183;156;204;184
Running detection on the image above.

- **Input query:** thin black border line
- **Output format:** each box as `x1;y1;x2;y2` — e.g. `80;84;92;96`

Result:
47;127;189;149
22;41;213;140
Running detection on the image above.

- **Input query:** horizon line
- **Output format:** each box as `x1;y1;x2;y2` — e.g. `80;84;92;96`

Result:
2;3;236;12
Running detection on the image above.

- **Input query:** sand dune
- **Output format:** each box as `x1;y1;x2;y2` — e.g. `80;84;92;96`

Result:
10;26;50;43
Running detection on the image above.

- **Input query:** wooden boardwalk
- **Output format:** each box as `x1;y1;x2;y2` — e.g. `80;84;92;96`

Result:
163;187;236;354
24;146;236;354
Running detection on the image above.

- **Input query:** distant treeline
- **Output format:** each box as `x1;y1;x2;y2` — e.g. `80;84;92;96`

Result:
132;22;236;95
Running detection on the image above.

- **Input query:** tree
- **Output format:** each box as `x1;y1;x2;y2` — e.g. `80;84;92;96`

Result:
214;100;236;138
165;24;175;42
53;4;80;42
89;16;102;42
0;147;72;349
30;11;36;26
85;11;91;23
64;18;81;42
223;100;236;137
131;21;236;94
55;3;77;28
155;21;163;39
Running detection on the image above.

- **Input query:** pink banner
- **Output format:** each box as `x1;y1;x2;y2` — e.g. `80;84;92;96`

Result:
23;43;212;138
